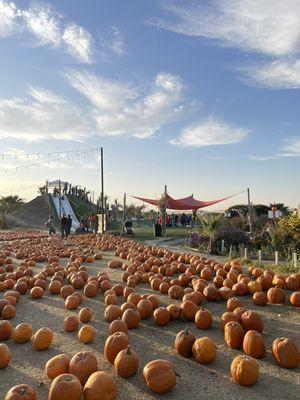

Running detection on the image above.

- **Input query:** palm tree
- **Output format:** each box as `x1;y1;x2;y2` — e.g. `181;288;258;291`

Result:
0;195;25;216
135;204;146;226
112;198;122;221
199;214;223;253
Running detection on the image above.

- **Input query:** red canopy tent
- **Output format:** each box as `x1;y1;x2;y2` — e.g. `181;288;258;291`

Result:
132;193;239;210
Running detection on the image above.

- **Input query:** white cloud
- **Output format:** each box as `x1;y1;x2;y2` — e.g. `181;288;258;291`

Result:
0;1;94;63
66;70;193;138
155;0;300;57
245;59;300;89
63;24;93;63
101;25;125;61
279;137;300;156
0;87;92;142
249;155;278;161
0;0;18;36
21;4;61;47
170;116;248;147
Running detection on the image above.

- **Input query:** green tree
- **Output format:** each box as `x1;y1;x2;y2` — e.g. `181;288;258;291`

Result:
199;214;223;253
0;195;25;216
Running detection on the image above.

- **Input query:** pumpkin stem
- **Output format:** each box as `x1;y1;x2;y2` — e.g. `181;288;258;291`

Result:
184;328;189;335
125;345;132;354
175;371;181;377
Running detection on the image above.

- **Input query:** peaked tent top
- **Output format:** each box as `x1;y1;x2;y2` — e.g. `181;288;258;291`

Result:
132;192;242;210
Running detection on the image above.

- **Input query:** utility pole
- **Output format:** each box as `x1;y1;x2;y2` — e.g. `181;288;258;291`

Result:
247;187;253;235
123;193;126;233
161;185;167;237
100;147;104;233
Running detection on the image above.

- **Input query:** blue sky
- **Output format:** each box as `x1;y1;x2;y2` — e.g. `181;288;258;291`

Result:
0;0;300;208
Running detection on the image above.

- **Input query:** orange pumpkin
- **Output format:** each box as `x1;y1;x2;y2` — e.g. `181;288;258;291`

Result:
194;308;212;330
12;323;33;343
114;346;139;378
0;320;13;340
48;374;82;400
0;343;10;369
174;329;196;358
243;330;265;358
272;337;300;369
64;316;79;333
224;321;245;349
69;352;98;386
78;325;96;344
231;355;259;386
45;354;71;380
192;337;216;364
83;371;116;400
143;359;176;394
104;332;129;364
34;327;53;350
5;384;36;400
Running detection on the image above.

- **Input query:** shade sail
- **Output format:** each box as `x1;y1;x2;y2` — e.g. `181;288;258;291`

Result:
132;192;240;210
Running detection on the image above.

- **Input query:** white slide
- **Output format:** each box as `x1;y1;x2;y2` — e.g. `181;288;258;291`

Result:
50;194;80;232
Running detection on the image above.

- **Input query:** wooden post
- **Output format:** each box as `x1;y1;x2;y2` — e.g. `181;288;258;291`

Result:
275;251;279;266
247;188;253;235
258;249;262;265
293;251;297;269
100;147;104;233
241;244;245;258
244;248;248;261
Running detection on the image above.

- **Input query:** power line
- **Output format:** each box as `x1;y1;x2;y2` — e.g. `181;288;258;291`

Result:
0;146;102;160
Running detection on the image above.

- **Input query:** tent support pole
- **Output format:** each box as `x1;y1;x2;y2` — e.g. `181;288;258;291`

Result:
162;185;167;237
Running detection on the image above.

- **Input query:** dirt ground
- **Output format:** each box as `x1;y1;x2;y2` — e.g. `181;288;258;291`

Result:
0;244;299;399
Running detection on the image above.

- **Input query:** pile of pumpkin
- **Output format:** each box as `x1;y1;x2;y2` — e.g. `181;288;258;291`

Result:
0;233;299;399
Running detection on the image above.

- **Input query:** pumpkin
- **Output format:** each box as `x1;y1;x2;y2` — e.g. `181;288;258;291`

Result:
243;330;265;358
84;283;98;298
219;312;240;331
64;316;79;332
78;325;96;344
69;352;98;386
61;285;75;299
136;299;153;319
5;384;36;400
224;321;245;349
227;297;243;312
108;318;128;335
0;320;13;340
240;310;263;333
78;307;93;323
45;354;71;380
147;294;160;309
30;286;44;299
167;304;181;320
83;371;116;400
168;285;182;299
0;343;10;369
143;359;176;394
48;374;82;400
49;280;62;295
122;308;141;329
194;308;212;330
65;294;80;310
267;287;285;304
203;285;218;301
12;323;33;343
290;291;300;307
153;307;170;326
174;329;196;358
114;345;139;378
247;281;262;294
192;337;216;364
1;304;16;319
272;337;300;369
253;291;268;306
104;332;129;364
34;327;53;350
231;355;259;386
181;300;198;321
104;305;122;322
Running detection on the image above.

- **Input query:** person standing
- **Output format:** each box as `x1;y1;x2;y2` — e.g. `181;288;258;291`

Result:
66;214;72;237
45;215;55;236
60;214;68;238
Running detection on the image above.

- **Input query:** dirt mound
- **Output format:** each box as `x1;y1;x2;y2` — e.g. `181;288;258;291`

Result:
6;196;50;229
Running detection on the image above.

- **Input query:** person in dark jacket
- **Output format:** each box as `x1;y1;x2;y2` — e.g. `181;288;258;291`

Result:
66;214;72;237
60;214;68;238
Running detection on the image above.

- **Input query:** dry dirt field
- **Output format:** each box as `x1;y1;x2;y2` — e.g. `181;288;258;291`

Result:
0;235;299;400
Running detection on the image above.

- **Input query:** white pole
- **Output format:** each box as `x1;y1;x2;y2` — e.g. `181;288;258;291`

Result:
275;251;279;266
229;245;233;259
293;251;297;269
244;248;248;261
258;250;262;265
221;239;225;253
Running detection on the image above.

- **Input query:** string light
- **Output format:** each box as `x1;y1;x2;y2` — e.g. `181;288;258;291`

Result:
0;146;102;159
0;146;101;174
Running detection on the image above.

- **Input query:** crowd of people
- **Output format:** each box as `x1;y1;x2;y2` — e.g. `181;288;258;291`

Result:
156;212;194;227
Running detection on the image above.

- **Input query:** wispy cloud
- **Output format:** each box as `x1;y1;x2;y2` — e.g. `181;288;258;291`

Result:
154;1;300;89
154;0;300;57
0;87;92;142
244;59;300;89
170;116;249;148
249;155;278;161
279;137;300;156
99;25;125;59
0;1;94;63
66;70;196;138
